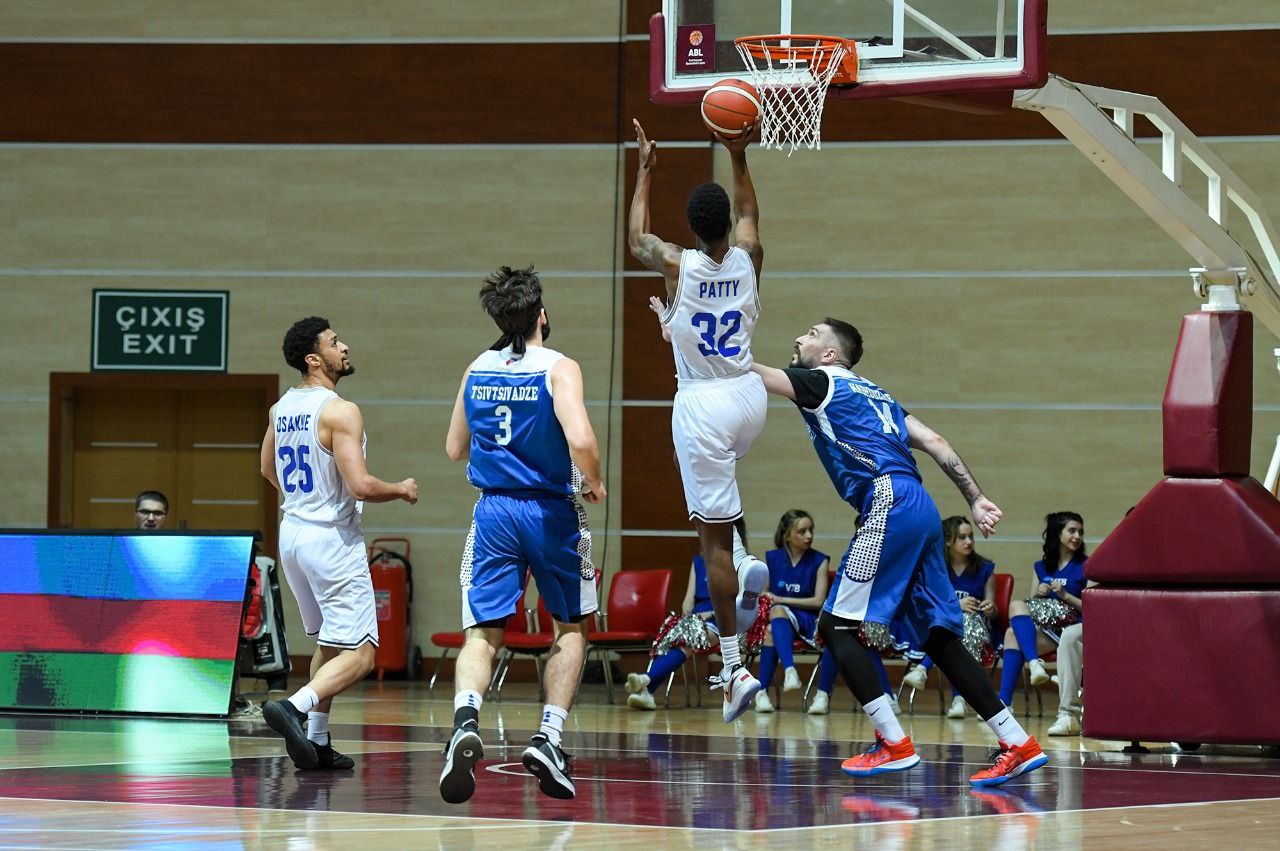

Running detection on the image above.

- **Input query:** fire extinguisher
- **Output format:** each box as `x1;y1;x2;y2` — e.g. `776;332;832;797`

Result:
368;537;421;681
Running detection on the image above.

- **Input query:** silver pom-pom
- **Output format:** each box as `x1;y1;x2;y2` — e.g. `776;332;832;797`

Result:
961;611;993;666
859;620;895;651
652;613;714;656
1026;597;1076;631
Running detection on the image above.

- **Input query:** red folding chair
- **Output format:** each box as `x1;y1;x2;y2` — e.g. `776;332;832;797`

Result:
587;569;673;703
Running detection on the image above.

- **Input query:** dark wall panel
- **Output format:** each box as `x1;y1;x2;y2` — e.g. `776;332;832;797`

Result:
5;30;1275;144
620;534;700;611
623;275;680;400
0;42;625;143
621;407;686;530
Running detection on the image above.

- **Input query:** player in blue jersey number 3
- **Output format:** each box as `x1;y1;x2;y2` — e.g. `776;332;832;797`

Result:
439;266;606;803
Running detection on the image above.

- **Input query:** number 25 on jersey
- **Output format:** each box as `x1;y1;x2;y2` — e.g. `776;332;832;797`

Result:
278;445;314;493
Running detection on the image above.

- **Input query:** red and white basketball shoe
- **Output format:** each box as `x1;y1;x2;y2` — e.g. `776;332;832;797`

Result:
841;732;921;777
969;737;1049;786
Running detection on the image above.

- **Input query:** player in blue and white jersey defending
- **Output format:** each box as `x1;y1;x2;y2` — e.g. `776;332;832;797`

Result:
751;318;1048;787
439;266;606;804
627;119;771;722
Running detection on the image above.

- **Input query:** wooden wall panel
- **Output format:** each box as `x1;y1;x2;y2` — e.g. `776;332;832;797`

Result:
6;30;1275;143
6;147;621;273
710;139;1280;274
0;43;624;143
620;534;700;612
0;0;628;40
619;407;686;530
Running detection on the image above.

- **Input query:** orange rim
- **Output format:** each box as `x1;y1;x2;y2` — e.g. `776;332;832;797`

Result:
735;34;859;85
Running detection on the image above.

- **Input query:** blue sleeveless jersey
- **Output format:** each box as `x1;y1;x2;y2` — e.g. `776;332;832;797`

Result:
797;366;920;512
765;547;828;599
464;346;576;497
950;559;995;600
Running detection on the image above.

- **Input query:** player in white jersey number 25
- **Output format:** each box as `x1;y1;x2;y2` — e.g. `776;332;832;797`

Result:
259;317;418;771
627;118;771;723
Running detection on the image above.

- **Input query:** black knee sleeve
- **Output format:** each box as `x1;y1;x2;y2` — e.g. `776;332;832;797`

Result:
922;628;1004;719
817;612;885;707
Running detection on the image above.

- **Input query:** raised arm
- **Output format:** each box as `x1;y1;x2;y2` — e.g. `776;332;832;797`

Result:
325;399;418;504
627;119;683;297
718;126;763;277
445;374;471;462
905;414;1002;537
550;357;606;504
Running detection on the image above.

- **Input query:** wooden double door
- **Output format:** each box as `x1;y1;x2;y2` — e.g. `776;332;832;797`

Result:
48;373;279;556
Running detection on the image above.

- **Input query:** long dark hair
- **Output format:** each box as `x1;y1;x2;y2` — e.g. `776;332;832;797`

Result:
1042;511;1087;567
942;515;988;578
773;508;813;551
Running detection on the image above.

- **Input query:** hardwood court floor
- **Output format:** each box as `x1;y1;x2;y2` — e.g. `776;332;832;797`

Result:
1;679;1278;849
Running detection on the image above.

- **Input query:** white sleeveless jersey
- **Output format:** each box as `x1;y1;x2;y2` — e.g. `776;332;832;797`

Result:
272;386;365;525
661;246;759;380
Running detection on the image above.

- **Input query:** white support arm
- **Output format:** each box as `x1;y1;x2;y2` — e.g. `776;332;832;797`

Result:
1013;75;1280;338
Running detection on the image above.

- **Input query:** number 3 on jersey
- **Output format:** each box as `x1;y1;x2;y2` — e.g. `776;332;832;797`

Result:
494;405;513;445
691;310;743;357
278;445;314;493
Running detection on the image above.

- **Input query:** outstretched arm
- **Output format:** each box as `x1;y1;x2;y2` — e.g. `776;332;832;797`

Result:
905;414;1002;537
550;357;606;504
627;120;682;297
750;363;797;401
718;125;763;277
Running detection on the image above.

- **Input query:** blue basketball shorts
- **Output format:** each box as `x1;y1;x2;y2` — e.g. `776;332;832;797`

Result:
460;492;598;628
824;474;963;646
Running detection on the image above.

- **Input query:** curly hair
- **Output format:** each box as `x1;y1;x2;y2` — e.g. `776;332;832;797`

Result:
773;508;814;550
1042;511;1087;566
282;316;330;375
685;182;731;245
942;515;989;578
480;265;543;355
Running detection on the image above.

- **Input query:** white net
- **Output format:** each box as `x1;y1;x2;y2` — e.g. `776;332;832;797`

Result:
735;37;851;156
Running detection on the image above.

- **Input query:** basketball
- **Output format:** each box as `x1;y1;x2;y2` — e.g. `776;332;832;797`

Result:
700;79;761;138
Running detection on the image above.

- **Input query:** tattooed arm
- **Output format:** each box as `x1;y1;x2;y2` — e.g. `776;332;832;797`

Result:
905;414;1003;538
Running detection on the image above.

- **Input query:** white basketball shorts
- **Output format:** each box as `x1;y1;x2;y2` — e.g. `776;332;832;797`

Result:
279;515;379;649
671;370;767;523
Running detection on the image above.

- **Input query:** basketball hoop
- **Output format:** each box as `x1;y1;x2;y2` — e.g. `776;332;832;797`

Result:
734;35;859;155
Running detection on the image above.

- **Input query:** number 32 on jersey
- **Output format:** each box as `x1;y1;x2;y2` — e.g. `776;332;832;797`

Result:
691;310;742;357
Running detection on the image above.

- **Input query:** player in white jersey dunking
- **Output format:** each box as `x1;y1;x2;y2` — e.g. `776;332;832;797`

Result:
259;318;419;770
627;119;771;722
439;266;605;803
751;318;1048;787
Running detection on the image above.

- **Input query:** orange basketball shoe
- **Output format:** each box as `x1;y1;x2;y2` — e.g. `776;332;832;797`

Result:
968;737;1049;786
841;732;921;777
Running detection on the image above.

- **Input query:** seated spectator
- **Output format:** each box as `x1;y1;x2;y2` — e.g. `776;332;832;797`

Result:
625;520;767;710
754;510;830;713
901;515;998;718
134;491;169;530
1047;622;1083;735
998;512;1087;708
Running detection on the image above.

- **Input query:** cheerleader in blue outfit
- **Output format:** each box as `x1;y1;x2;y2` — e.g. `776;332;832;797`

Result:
997;512;1087;707
753;510;830;712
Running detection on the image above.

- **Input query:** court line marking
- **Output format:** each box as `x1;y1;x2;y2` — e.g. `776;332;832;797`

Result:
2;785;1279;837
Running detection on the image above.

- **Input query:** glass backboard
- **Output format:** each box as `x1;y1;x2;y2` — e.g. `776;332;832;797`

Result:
650;0;1047;104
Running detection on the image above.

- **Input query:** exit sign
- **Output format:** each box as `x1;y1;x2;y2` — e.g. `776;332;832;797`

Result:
92;290;229;372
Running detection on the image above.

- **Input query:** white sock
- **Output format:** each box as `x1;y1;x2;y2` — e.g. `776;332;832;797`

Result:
288;686;319;714
539;704;569;747
454;689;483;713
307;711;329;745
719;638;742;672
986;707;1031;746
863;695;907;743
